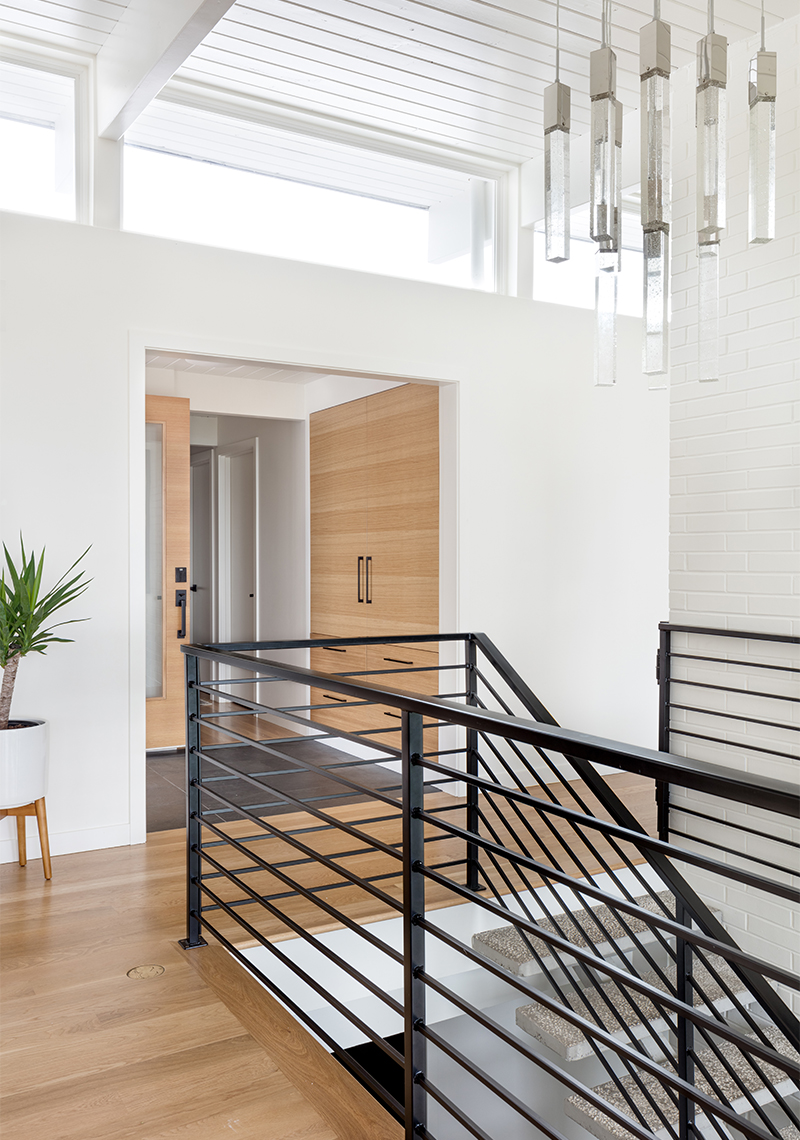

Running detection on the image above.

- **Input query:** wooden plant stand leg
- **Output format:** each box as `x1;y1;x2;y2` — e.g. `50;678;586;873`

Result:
34;798;52;880
0;801;51;879
16;814;27;866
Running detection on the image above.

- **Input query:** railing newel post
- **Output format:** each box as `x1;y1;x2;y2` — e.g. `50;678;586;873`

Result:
180;649;207;950
403;710;427;1140
656;624;672;842
465;636;481;892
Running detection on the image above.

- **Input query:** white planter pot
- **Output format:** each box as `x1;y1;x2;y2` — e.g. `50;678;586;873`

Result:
0;720;48;809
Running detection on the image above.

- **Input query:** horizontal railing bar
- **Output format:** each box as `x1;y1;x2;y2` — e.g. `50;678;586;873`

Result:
417;934;782;1140
416;763;800;903
418;891;800;1072
203;633;466;649
668;651;800;675
667;828;800;877
670;678;800;704
659;622;800;645
190;788;403;914
417;968;664;1140
668;728;800;762
419;1023;576;1140
199;867;403;911
418;1079;495;1140
420;850;799;992
196;730;402;812
668;805;800;849
196;750;404;848
192;680;401;758
198;807;404;850
182;648;799;815
668;702;800;733
328;664;462;678
194;909;405;1113
199;830;447;881
199;848;405;1015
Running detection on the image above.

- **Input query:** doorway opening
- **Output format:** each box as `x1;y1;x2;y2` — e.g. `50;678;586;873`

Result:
143;351;457;835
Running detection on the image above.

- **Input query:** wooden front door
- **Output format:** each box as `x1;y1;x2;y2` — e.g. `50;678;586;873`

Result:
146;395;190;749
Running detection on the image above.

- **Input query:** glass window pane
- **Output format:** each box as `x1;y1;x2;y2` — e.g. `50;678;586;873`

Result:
146;423;163;699
123;100;493;290
0;61;76;220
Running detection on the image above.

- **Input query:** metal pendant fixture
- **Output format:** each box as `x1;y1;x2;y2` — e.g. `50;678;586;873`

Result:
749;0;776;244
544;0;570;262
696;0;727;382
591;0;621;386
640;2;671;377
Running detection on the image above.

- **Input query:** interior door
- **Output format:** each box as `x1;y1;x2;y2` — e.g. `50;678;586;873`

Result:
310;396;369;640
145;394;190;749
366;384;439;638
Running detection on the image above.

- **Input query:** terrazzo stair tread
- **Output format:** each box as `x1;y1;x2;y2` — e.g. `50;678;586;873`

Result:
516;955;752;1061
472;892;722;978
780;1127;800;1140
564;1025;800;1140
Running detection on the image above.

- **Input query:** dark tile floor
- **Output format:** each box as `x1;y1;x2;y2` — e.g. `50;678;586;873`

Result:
146;739;406;833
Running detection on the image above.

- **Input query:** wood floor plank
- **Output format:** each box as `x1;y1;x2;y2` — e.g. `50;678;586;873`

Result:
1;770;657;1140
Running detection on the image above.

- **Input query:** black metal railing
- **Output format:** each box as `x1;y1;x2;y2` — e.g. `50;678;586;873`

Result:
181;633;800;1140
656;622;799;845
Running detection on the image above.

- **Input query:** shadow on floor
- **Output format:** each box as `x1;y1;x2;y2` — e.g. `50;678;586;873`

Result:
146;739;405;833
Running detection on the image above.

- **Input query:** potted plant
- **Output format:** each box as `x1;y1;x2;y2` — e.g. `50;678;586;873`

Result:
0;539;90;872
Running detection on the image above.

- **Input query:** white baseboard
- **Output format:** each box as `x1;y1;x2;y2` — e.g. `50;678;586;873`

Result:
0;821;134;865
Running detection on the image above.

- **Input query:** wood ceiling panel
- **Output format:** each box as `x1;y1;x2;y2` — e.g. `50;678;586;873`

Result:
0;0;126;52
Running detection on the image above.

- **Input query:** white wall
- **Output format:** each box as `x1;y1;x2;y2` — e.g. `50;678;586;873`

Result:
666;17;800;1006
0;213;668;863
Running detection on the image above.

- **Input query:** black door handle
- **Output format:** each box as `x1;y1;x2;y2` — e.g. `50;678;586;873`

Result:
366;556;372;604
175;590;187;639
357;556;364;603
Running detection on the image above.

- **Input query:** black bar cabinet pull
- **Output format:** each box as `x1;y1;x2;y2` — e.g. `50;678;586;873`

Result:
357;556;364;603
175;589;187;639
366;556;372;604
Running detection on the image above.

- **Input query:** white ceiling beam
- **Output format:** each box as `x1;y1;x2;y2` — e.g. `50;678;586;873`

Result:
96;0;237;140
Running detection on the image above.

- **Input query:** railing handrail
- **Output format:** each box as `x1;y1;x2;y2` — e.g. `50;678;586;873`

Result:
659;621;800;645
182;637;800;819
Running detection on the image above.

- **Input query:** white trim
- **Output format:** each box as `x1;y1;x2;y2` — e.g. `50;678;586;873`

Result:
0;822;134;865
0;38;93;225
130;327;462;849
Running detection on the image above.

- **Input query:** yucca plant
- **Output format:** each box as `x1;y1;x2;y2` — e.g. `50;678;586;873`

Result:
0;539;91;731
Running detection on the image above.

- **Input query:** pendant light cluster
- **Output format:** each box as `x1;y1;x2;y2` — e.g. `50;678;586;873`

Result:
541;0;779;388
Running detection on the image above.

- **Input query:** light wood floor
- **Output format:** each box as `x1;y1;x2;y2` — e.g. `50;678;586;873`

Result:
0;772;656;1140
0;827;400;1140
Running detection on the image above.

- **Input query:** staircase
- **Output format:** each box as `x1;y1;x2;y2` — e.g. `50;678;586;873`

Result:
180;630;800;1140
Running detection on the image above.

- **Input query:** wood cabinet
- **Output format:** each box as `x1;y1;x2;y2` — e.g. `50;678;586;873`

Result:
310;384;440;744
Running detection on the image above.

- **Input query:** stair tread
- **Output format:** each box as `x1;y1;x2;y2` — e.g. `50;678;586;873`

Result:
516;955;749;1059
566;1026;799;1140
473;892;685;976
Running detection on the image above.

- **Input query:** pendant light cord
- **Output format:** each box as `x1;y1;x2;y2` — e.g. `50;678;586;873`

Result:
555;0;560;80
761;0;766;50
708;0;715;34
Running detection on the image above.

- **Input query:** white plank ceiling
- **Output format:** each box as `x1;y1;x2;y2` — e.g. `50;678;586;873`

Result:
2;0;795;170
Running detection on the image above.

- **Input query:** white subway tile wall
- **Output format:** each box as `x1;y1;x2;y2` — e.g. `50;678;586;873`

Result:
668;16;799;1013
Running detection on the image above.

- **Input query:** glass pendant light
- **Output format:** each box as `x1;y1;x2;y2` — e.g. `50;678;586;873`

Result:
591;0;621;386
640;3;671;376
544;0;570;262
749;0;776;244
696;0;726;382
